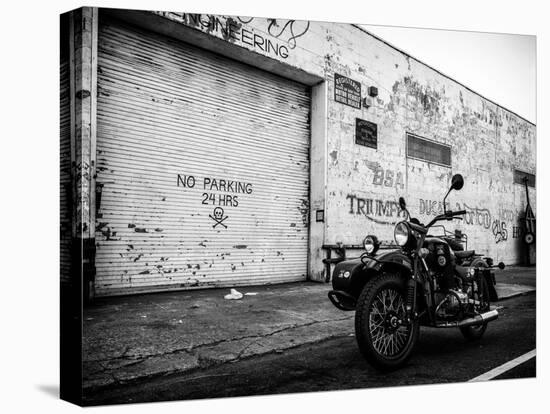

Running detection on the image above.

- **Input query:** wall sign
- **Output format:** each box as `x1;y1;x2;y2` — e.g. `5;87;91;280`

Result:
355;118;377;149
316;209;325;222
155;13;312;60
334;73;361;109
177;174;254;230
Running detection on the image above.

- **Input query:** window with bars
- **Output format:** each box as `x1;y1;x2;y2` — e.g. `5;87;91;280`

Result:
514;169;535;187
406;133;451;167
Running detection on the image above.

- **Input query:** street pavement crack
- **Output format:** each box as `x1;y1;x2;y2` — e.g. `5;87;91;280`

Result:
84;315;354;374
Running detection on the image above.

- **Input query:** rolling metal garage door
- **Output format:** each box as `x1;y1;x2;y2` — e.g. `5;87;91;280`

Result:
60;53;71;285
95;18;311;296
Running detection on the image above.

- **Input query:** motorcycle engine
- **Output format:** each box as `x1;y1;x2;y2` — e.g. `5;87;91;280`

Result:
424;238;466;318
424;239;455;291
434;289;469;318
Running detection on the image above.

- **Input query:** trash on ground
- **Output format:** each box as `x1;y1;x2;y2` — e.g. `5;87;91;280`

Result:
244;292;258;296
224;288;243;300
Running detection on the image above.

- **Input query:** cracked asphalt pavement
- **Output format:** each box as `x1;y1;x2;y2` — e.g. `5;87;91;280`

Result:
82;267;535;404
83;282;356;391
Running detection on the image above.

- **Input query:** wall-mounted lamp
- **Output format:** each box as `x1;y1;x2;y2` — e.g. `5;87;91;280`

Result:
362;97;372;109
368;86;379;97
362;86;379;109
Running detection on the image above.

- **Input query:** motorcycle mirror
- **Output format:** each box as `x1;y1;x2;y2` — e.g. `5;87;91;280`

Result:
498;262;505;270
398;197;407;210
451;174;464;191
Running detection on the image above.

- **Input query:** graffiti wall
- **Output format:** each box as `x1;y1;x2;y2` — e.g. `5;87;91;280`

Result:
152;11;536;264
115;11;535;274
318;25;536;264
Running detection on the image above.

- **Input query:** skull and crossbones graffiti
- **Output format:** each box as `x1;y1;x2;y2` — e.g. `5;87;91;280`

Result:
209;207;228;228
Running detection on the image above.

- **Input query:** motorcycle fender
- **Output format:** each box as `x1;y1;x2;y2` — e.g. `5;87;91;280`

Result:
331;251;412;295
367;250;413;275
331;258;365;292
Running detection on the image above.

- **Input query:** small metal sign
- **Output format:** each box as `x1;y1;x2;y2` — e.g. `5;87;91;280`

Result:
355;118;377;149
334;73;361;109
316;209;325;223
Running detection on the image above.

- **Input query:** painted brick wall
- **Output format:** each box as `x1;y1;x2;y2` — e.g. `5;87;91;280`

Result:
320;25;535;264
154;12;536;264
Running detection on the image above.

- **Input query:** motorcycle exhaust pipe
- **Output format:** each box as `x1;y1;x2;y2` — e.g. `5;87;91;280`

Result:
436;309;499;328
458;309;499;327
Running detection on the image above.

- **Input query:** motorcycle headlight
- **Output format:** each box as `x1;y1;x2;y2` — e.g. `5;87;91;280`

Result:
363;235;379;255
394;221;417;249
394;221;409;246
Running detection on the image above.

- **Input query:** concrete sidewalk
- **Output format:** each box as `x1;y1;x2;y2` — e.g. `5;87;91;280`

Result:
83;266;535;391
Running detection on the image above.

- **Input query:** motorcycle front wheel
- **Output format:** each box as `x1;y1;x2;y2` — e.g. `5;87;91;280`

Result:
355;272;419;371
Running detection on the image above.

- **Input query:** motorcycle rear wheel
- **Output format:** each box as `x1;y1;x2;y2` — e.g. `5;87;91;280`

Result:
460;276;490;340
355;272;419;371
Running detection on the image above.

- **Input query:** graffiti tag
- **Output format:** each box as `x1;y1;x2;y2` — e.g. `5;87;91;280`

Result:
419;199;492;230
492;220;508;243
457;203;492;230
365;161;405;190
346;194;407;225
512;226;522;239
419;199;450;216
165;13;311;59
266;19;310;49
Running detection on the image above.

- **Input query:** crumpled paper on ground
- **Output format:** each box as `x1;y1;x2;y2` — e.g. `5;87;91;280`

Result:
224;288;243;300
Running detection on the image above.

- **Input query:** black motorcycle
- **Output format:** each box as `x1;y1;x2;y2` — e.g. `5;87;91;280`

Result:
328;174;504;370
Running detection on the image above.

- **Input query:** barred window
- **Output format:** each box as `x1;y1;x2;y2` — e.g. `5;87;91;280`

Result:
406;133;451;167
514;169;535;187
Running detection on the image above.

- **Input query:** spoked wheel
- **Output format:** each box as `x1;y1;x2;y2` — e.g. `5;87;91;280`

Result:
355;272;419;371
460;275;490;340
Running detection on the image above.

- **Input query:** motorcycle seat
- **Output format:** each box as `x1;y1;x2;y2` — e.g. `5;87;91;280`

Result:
454;250;476;259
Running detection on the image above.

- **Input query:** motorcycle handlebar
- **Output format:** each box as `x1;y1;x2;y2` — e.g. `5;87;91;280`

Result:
406;210;467;234
452;209;467;216
425;209;466;228
408;221;428;234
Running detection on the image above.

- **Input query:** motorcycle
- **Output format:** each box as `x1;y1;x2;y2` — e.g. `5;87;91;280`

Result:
327;174;504;370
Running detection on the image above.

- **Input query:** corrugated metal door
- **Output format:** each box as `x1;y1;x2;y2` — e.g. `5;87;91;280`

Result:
60;53;71;285
95;18;311;296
